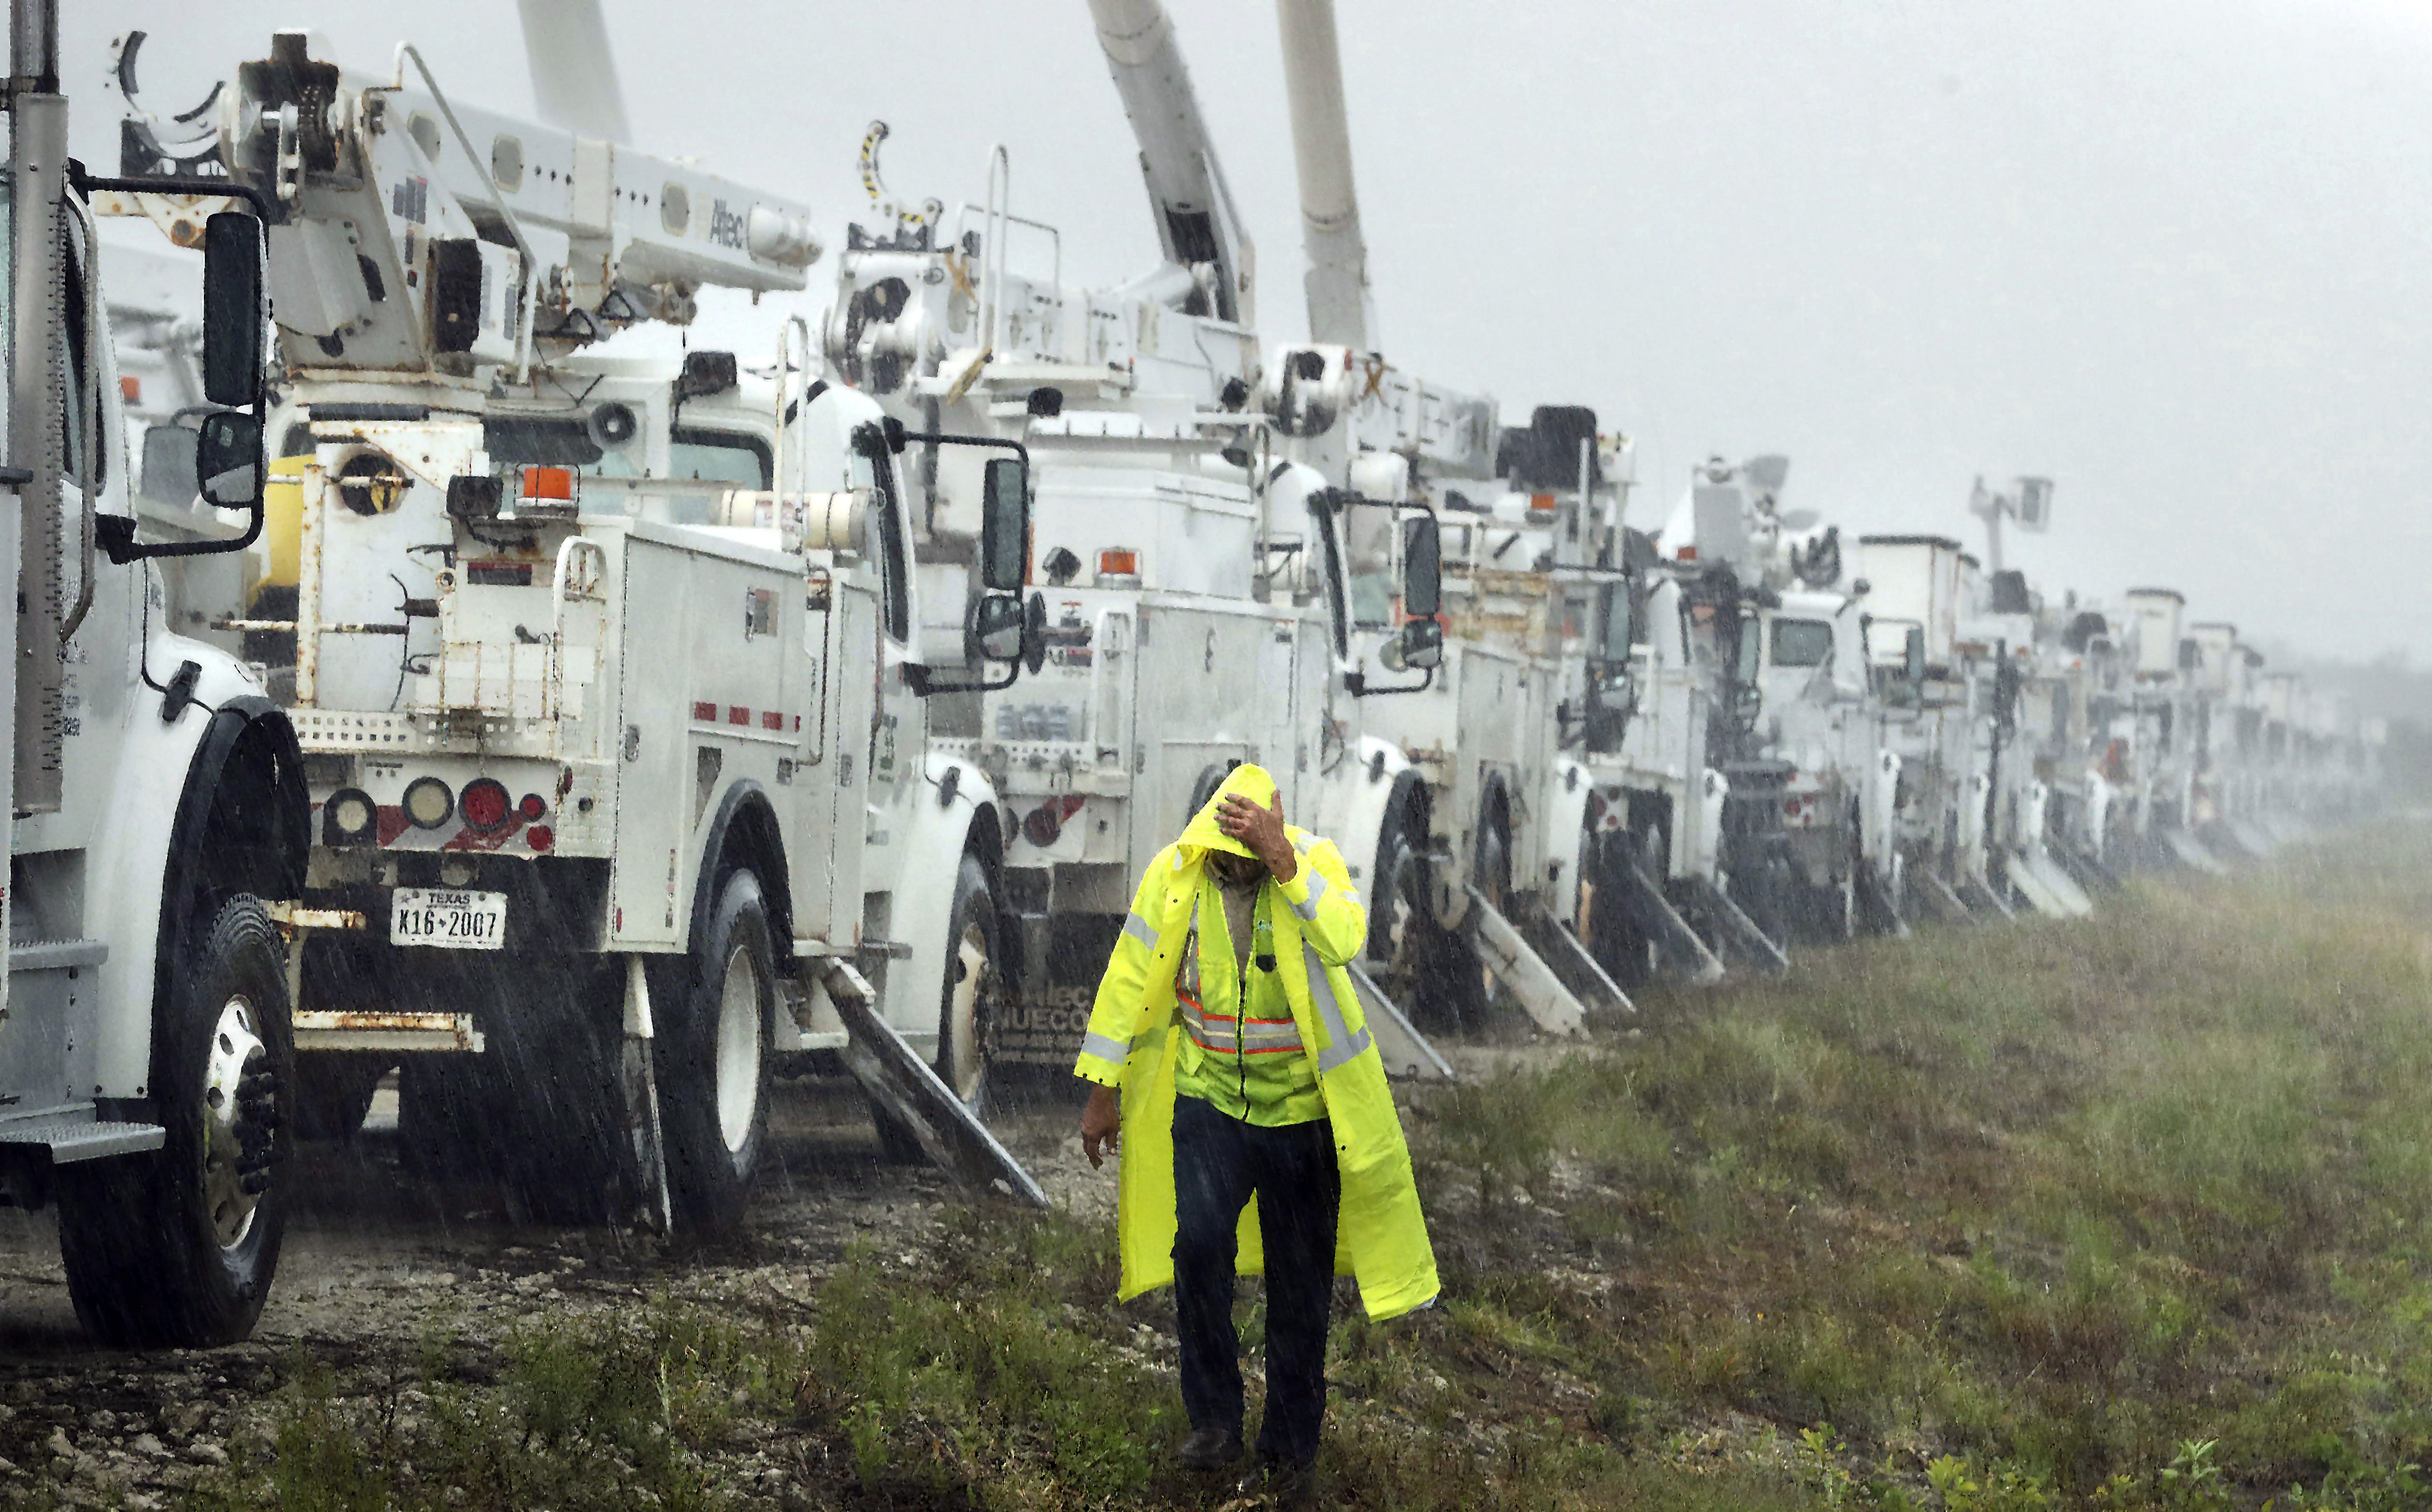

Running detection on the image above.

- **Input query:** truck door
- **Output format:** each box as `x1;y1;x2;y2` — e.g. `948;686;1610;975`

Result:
864;454;923;922
789;560;841;945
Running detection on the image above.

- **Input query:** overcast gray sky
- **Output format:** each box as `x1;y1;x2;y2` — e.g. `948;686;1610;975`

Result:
71;1;2432;662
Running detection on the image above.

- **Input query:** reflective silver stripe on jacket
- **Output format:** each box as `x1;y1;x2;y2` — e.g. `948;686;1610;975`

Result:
1303;943;1374;1072
1177;997;1303;1054
1080;1030;1134;1064
1122;910;1158;948
1290;870;1328;920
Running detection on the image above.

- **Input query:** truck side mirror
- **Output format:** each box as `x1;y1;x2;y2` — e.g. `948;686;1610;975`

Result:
981;455;1029;592
1903;625;1926;685
969;592;1025;663
195;409;264;509
1398;617;1443;671
1401;512;1441;619
201;212;265;408
1023;590;1048;675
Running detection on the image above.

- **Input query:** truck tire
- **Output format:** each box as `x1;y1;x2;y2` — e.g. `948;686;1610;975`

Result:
1585;831;1652;989
876;853;1002;1163
937;856;1003;1113
656;870;775;1230
1363;805;1429;1002
56;894;294;1348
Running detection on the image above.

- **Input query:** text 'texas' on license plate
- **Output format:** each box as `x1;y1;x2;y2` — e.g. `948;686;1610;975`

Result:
391;888;508;950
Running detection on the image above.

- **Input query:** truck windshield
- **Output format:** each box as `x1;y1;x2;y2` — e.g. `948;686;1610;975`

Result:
1770;618;1834;669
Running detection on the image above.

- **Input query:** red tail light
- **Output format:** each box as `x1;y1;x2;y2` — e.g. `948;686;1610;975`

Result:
1021;794;1087;848
518;793;547;821
460;778;512;831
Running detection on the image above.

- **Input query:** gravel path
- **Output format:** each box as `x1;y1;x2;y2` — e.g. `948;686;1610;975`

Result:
0;1073;1110;1507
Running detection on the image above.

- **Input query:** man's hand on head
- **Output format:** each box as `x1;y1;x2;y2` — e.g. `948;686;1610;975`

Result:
1218;790;1298;884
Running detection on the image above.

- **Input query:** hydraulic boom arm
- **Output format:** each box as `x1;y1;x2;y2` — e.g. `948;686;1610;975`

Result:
1086;0;1253;325
1274;0;1372;349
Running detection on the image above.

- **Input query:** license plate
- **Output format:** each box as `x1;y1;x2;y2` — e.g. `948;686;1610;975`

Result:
390;888;508;950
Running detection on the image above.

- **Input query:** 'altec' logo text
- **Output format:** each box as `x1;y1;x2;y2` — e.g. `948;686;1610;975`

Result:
709;199;748;250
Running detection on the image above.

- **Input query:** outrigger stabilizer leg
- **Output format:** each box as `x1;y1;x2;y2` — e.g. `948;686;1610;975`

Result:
820;961;1049;1208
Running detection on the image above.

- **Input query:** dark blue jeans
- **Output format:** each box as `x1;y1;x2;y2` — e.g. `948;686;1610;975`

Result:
1171;1094;1341;1465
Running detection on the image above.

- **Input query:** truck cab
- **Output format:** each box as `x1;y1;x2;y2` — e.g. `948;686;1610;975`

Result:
4;59;310;1346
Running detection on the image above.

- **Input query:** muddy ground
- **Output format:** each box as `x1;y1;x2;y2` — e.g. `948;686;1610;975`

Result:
0;1073;1123;1509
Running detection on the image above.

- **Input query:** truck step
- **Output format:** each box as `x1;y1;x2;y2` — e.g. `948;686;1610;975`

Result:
0;1116;165;1163
1345;966;1454;1082
818;961;1047;1207
7;938;108;973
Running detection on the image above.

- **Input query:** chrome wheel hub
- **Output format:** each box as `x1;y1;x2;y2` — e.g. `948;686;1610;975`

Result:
714;944;765;1156
947;922;994;1108
201;995;269;1250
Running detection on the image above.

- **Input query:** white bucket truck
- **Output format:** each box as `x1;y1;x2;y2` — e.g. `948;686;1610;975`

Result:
0;0;316;1345
816;0;1464;1079
136;28;1047;1227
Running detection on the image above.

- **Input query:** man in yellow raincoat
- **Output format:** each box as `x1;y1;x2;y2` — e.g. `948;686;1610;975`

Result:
1075;763;1436;1499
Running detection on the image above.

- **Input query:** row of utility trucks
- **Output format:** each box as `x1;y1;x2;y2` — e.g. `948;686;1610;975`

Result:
12;0;2384;1349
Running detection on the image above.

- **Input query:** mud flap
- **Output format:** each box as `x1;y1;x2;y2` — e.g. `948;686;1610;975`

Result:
1463;886;1587;1036
1348;964;1455;1082
2160;828;2230;876
1513;900;1636;1017
1684;877;1790;975
2006;852;2093;918
822;961;1048;1208
620;956;673;1234
1619;855;1726;985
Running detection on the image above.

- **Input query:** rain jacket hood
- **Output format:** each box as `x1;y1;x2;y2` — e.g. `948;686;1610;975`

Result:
1072;767;1440;1321
1175;763;1277;862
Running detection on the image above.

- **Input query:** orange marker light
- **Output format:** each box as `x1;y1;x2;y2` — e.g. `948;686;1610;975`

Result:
521;466;575;501
1098;548;1140;578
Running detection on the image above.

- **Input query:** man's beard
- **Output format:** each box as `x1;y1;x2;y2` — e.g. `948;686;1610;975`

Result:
1209;853;1264;887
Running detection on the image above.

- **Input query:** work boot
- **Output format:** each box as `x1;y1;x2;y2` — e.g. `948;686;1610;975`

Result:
1176;1427;1242;1472
1237;1454;1318;1508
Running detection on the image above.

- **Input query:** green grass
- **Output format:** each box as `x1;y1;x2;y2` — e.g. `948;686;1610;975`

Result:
202;822;2432;1510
